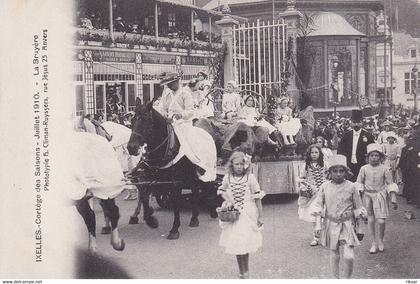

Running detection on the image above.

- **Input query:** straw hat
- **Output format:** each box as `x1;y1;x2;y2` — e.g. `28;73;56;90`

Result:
159;72;182;86
381;120;393;127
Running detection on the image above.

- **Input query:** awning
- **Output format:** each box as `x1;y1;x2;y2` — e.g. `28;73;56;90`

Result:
156;0;223;17
308;12;365;37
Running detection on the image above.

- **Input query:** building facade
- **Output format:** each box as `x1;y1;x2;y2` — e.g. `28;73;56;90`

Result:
73;0;223;117
378;32;420;109
204;0;386;113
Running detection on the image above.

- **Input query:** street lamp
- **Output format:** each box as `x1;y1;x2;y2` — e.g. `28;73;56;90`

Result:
412;64;418;112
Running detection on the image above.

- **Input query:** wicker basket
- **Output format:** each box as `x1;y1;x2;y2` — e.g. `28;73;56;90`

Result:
216;207;240;222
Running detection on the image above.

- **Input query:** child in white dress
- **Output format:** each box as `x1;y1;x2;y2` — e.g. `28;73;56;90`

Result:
356;143;398;254
297;144;329;246
274;97;301;145
311;155;367;278
222;80;242;120
217;151;265;279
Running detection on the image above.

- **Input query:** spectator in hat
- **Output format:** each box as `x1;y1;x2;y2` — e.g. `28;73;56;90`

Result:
313;120;334;148
398;135;417;204
383;133;401;183
377;120;397;144
337;110;375;182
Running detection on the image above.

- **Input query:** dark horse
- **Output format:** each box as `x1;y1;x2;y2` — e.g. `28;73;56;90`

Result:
127;101;218;240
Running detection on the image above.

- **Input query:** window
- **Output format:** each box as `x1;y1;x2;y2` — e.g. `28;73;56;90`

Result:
404;72;420;94
376;55;389;68
168;13;176;28
410;49;417;58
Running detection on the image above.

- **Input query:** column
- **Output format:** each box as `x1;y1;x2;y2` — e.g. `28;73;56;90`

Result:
209;16;212;44
191;10;195;41
135;53;143;103
83;50;95;115
278;3;303;107
176;55;182;74
323;39;329;108
109;0;114;42
356;38;360;106
216;15;239;85
155;2;159;41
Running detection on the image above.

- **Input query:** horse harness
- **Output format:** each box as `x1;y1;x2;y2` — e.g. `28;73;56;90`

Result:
136;123;180;171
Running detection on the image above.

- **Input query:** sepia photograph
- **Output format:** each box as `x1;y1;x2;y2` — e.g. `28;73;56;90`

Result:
1;0;420;281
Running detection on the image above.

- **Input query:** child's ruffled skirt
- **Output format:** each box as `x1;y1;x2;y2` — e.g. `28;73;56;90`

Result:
219;201;262;255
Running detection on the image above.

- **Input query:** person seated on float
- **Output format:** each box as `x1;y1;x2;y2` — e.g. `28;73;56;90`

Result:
189;78;214;119
163;73;195;122
197;71;212;93
274;96;301;145
222;80;242;120
238;96;277;145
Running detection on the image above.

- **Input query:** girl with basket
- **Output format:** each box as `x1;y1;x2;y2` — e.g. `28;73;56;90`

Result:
217;151;265;279
297;144;329;246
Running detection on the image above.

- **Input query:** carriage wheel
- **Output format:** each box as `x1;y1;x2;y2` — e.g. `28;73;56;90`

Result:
155;191;171;209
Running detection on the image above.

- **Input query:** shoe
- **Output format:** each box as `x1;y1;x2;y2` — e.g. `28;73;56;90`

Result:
310;239;319;246
239;272;249;279
369;244;377;254
378;242;384;252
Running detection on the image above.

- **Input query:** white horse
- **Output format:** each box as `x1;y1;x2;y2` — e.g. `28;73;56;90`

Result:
68;131;126;253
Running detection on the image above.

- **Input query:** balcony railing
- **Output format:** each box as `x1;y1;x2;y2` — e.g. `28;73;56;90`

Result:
75;27;224;53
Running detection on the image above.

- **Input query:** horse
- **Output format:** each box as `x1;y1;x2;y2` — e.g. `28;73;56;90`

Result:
127;101;218;240
70;131;126;253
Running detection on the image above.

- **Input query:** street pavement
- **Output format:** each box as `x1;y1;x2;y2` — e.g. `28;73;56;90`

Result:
74;193;420;279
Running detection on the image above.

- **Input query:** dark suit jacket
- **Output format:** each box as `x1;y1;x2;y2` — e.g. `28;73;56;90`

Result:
337;129;375;167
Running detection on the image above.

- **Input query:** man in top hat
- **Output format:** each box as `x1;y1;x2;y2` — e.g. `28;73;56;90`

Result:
338;109;375;181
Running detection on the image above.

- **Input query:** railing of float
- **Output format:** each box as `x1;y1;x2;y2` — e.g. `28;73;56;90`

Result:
232;19;287;100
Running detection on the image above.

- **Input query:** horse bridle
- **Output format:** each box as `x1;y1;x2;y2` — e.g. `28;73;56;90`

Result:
131;111;177;169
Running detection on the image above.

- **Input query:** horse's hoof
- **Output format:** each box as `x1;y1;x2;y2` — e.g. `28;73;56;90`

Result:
145;216;159;229
101;226;112;235
129;216;139;224
210;210;218;219
189;219;199;227
111;239;125;251
167;232;180;240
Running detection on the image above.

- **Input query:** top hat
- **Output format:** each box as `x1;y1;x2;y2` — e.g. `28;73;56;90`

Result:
351;109;363;123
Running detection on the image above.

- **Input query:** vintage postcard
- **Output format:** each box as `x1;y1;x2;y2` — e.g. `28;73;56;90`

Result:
1;0;419;281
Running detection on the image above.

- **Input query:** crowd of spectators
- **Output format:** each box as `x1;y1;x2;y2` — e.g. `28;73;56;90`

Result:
311;108;420;209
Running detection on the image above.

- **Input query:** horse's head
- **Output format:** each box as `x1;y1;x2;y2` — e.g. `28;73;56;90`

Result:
127;100;155;156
